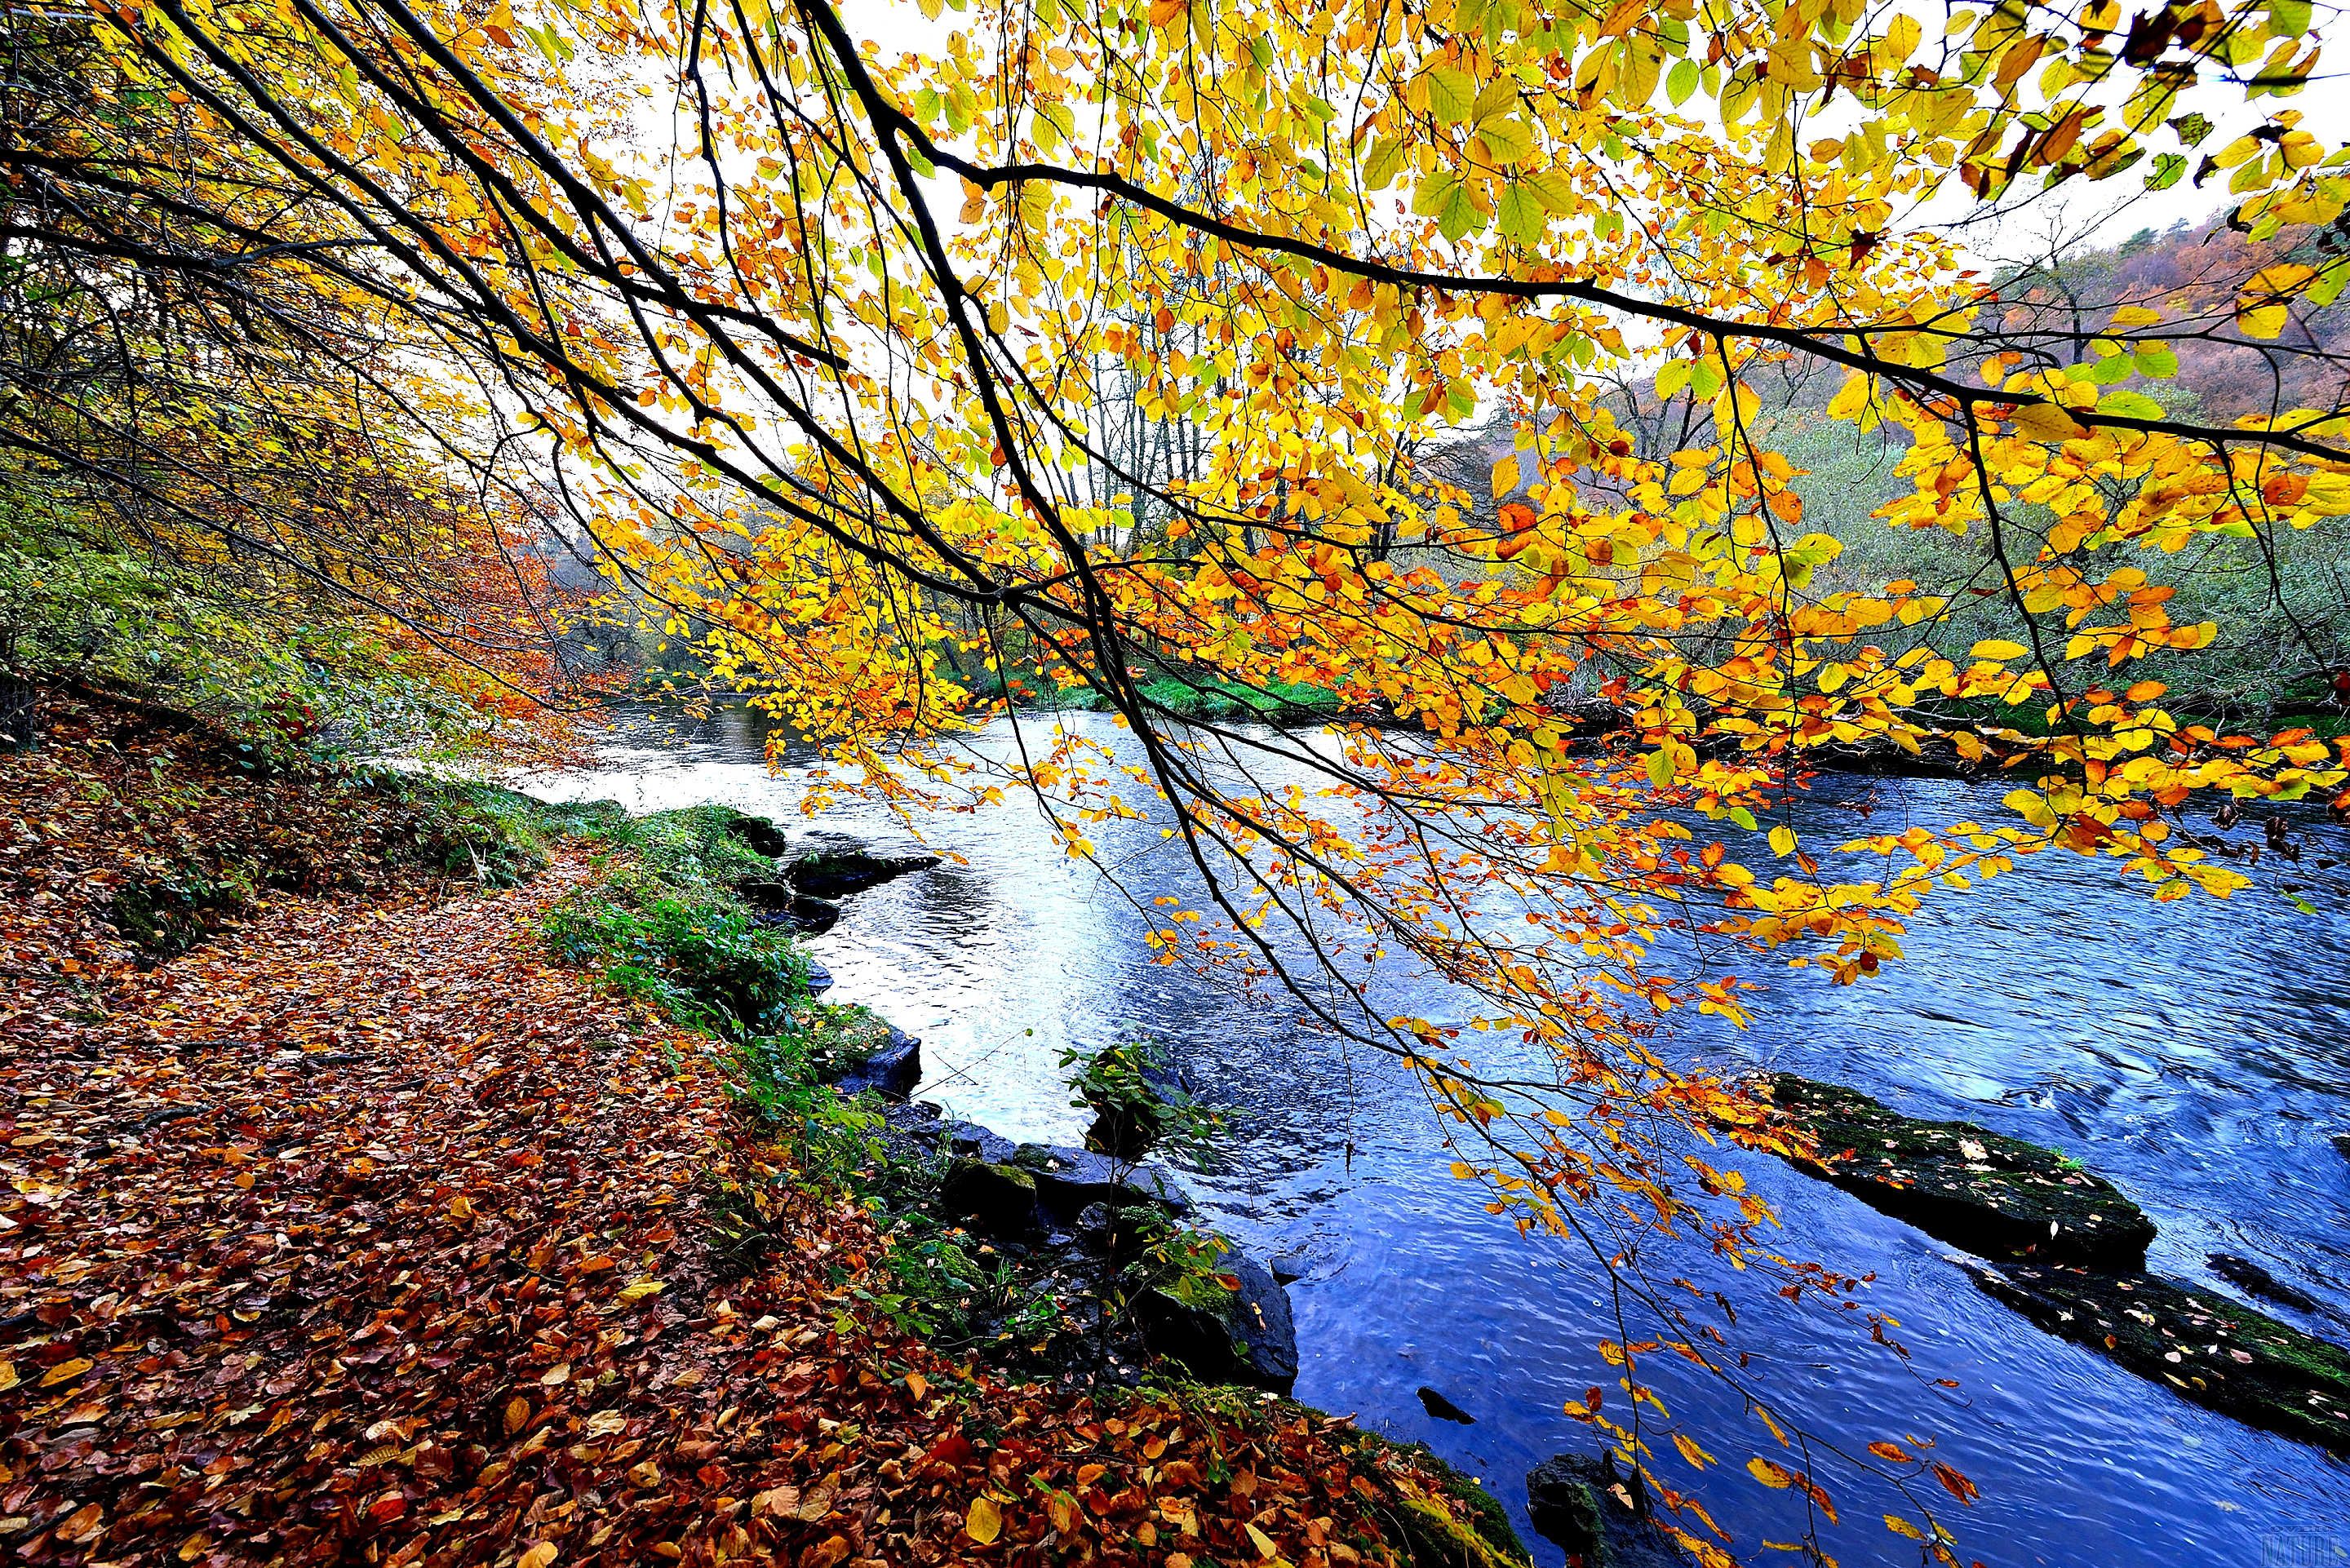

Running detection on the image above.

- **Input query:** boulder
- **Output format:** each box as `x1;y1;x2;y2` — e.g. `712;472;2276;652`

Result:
1084;1097;1165;1158
1963;1259;2350;1455
1754;1075;2154;1268
805;959;833;996
832;1026;921;1100
790;848;941;900
939;1159;1041;1238
2333;1132;2350;1163
1524;1454;1690;1568
1136;1250;1297;1392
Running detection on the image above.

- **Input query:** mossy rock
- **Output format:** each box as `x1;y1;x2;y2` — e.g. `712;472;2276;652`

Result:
1346;1433;1528;1568
1524;1455;1688;1568
1966;1260;2350;1455
938;1159;1040;1238
1759;1075;2154;1267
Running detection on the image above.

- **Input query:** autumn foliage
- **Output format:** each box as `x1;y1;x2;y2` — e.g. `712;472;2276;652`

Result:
6;0;2350;1552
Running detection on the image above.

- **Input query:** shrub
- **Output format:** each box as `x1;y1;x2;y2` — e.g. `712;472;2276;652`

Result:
542;890;808;1039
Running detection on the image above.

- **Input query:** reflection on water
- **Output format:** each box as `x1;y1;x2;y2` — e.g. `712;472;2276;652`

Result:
523;706;2350;1568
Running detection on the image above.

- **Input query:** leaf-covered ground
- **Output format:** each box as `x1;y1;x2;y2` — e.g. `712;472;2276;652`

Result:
1;695;1512;1568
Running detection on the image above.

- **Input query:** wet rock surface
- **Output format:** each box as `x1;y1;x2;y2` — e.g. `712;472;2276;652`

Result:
1757;1074;2156;1268
1962;1259;2350;1455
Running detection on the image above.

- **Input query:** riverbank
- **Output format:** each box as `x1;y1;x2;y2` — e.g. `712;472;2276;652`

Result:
0;690;1525;1568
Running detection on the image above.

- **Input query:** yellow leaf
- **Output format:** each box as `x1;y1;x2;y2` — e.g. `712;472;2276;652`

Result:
2109;305;2162;329
1969;639;2029;662
1245;1522;1280;1559
905;1370;928;1402
967;1495;1003;1544
1492;455;1521;497
619;1277;667;1302
1767;825;1797;857
518;1544;558;1568
40;1357;91;1387
2010;401;2085;441
1748;1456;1796;1488
1885;1514;1930;1540
2237;303;2290;339
1674;1432;1717;1469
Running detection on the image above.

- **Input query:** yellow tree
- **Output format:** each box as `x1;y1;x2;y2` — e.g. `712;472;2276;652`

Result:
42;0;2350;1552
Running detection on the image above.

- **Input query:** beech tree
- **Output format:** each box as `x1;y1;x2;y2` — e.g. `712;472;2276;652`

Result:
17;0;2350;1552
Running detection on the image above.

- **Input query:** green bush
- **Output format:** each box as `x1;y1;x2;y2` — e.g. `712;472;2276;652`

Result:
543;890;808;1039
110;865;259;957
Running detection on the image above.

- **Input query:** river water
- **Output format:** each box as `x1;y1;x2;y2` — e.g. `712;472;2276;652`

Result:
521;706;2350;1568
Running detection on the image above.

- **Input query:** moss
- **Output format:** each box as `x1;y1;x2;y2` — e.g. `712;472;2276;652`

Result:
1968;1260;2350;1455
1346;1432;1531;1568
1760;1074;2155;1267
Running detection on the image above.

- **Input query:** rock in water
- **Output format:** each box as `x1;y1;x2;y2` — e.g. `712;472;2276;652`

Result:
831;1026;920;1100
1964;1260;2350;1455
790;848;941;900
1755;1075;2155;1268
1416;1386;1475;1424
2332;1132;2350;1163
1136;1251;1298;1392
1524;1454;1690;1567
721;812;793;859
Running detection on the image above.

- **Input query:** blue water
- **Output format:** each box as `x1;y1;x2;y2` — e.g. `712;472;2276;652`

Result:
525;707;2350;1567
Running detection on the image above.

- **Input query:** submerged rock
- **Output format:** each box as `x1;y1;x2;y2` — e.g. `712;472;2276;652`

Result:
2209;1253;2328;1318
1963;1259;2350;1455
1524;1454;1689;1568
1755;1075;2155;1268
1136;1251;1298;1392
1416;1386;1474;1424
790;848;941;900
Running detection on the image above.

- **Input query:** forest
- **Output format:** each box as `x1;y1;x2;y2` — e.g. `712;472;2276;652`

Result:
4;0;2350;1565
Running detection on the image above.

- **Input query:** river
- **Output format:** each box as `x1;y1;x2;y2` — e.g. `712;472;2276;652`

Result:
521;704;2350;1568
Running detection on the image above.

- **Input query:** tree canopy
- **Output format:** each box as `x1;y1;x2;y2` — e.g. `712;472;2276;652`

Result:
9;0;2350;1552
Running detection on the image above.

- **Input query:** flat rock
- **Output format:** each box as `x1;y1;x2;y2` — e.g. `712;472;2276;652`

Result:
1524;1454;1689;1568
1963;1259;2350;1455
1756;1075;2154;1267
1009;1141;1191;1216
